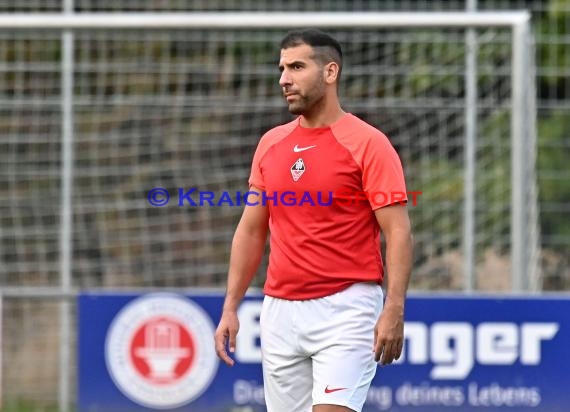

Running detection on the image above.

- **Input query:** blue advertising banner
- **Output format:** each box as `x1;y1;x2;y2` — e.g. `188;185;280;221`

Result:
78;292;569;412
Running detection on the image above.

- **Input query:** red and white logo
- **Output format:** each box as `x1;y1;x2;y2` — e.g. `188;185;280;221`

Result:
291;157;306;181
105;294;218;409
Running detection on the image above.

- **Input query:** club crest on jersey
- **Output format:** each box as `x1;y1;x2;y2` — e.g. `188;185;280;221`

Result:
291;158;306;182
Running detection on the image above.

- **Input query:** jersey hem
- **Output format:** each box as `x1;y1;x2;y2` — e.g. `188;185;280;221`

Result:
263;278;382;301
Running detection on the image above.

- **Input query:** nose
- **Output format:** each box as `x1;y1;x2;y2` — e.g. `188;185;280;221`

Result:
279;70;292;88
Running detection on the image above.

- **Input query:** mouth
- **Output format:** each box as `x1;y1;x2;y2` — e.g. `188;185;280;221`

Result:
285;93;298;102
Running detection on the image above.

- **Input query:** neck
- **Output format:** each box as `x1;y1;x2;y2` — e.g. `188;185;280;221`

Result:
299;96;345;128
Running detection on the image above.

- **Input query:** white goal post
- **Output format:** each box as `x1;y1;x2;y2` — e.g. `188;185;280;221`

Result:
0;11;531;29
0;11;538;411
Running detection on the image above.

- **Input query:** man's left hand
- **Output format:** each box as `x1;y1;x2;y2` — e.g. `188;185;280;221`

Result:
373;304;404;365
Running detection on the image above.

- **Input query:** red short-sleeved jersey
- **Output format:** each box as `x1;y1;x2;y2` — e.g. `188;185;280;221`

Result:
249;113;407;300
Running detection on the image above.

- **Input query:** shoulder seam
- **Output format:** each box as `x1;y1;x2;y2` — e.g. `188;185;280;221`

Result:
257;118;299;165
329;127;365;174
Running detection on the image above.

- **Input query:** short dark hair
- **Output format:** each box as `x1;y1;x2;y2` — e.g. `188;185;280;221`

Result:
280;29;343;76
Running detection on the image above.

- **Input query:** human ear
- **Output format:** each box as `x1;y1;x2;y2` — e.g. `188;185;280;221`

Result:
324;62;339;85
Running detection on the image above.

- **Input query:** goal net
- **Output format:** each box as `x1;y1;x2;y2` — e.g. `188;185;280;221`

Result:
0;12;539;404
0;14;538;292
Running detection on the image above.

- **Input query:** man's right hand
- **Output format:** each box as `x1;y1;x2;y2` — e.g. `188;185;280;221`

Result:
214;310;240;366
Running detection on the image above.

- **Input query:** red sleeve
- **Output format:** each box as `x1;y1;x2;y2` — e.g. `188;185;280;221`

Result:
360;132;407;209
248;137;268;190
332;115;407;210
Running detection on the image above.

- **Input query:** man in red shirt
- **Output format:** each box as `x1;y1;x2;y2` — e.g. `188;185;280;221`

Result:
215;29;413;412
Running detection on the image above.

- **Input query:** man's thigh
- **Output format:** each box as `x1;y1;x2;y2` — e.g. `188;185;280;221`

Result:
260;283;383;412
260;295;313;412
262;353;313;412
309;283;384;412
314;405;355;412
311;339;378;412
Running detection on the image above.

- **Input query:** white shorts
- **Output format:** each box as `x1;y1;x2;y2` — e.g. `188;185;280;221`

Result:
259;282;384;412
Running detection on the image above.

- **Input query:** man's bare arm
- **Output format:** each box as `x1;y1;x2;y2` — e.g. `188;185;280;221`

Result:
214;186;269;366
373;203;413;365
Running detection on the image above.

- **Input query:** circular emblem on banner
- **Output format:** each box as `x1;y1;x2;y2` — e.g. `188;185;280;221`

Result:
105;293;219;409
